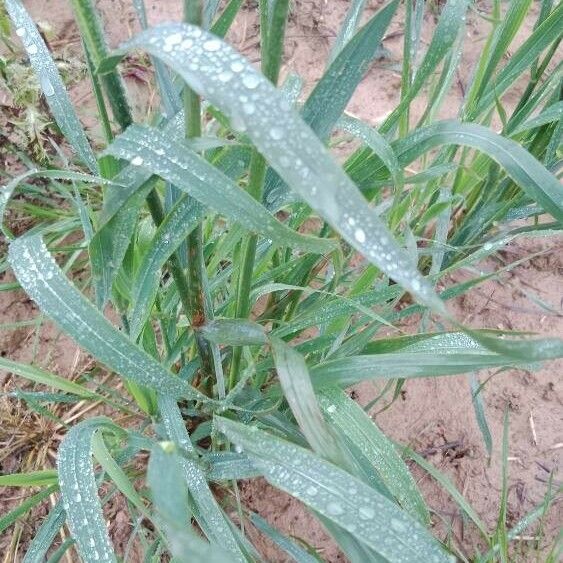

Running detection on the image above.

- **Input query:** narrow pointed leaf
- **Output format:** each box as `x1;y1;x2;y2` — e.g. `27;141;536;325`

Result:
148;444;232;563
382;0;470;130
22;501;66;563
318;388;429;524
157;396;246;561
328;0;369;63
216;417;451;562
199;318;267;346
1;170;112;237
57;418;118;563
129;196;205;338
392;121;563;222
0;356;98;398
5;0;98;173
250;513;320;563
473;3;563;116
0;470;58;487
8;235;210;402
104;124;334;255
271;337;342;463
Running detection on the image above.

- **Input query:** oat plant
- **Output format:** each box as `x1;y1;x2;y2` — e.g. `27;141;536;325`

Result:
0;0;562;561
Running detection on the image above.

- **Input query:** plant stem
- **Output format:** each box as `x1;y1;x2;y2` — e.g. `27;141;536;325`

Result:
72;0;195;332
229;0;290;390
183;0;215;384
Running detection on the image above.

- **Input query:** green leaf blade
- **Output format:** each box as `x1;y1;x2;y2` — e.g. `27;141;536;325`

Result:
8;235;209;402
216;417;453;562
5;0;98;173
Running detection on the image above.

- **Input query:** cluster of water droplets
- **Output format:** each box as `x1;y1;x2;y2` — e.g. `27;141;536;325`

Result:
217;417;450;562
58;423;116;562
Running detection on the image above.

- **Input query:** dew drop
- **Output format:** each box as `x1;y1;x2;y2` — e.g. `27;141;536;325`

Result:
40;75;54;96
15;27;26;37
326;501;344;516
242;74;260;90
306;485;318;496
354;228;366;244
131;156;144;166
231;61;244;73
218;70;233;83
390;518;407;533
166;32;183;46
348;217;356;226
27;43;38;55
269;127;284;140
326;404;336;414
181;38;193;49
359;506;375;520
203;39;221;52
241;102;255;116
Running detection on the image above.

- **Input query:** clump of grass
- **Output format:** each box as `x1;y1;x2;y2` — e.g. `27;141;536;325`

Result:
0;0;562;561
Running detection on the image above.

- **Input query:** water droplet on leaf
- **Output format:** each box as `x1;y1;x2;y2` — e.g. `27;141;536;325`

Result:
359;506;375;520
354;228;366;243
327;501;344;516
242;74;260;90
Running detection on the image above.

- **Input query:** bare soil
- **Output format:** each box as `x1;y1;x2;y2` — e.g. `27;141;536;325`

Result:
0;0;561;561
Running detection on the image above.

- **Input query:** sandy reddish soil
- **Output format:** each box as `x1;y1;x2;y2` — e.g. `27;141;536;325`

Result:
0;0;561;561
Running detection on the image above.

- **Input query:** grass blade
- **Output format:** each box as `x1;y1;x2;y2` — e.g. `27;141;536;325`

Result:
22;501;66;563
406;448;488;538
393;121;563;222
469;373;493;458
0;485;58;535
318;388;429;524
328;0;369;64
0;356;98;398
199;318;267;346
5;0;98;173
337;114;403;199
250;513;320;563
216;417;452;562
129;196;204;339
308;350;522;389
1;169;111;238
472;3;563;117
57;418;118;563
271;337;342;464
147;443;232;563
382;0;470;132
0;470;58;487
103;124;334;255
8;234;211;402
302;0;398;142
157;395;246;561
